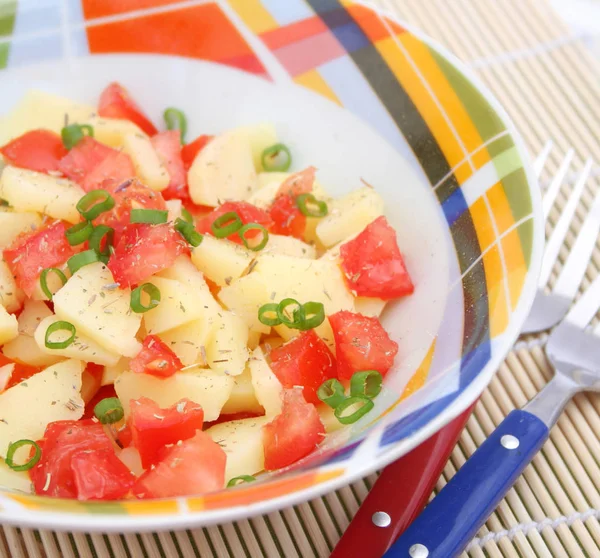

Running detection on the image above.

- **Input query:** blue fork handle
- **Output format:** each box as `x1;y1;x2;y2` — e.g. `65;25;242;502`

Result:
384;409;549;558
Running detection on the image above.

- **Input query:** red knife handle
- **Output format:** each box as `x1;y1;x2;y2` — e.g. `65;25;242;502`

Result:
331;402;476;558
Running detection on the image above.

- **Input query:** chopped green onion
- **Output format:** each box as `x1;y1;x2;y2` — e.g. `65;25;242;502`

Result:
317;379;346;409
76;190;115;221
174;218;203;247
227;475;256;488
45;320;76;350
258;303;281;327
0;199;9;207
334;396;374;425
67;250;100;274
61;123;94;150
211;211;243;238
40;267;67;301
163;108;187;143
131;283;161;313
94;397;124;425
277;298;305;329
89;225;115;257
5;440;41;472
65;220;93;246
181;208;193;223
296;193;328;218
350;370;383;399
297;301;325;331
130;209;168;224
261;143;292;172
239;223;269;251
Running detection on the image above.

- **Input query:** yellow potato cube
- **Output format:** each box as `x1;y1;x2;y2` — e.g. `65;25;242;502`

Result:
0;210;42;249
206;311;249;376
122;132;169;191
221;367;263;415
83;116;145;149
102;357;130;386
191;236;254;287
263;234;316;259
0;304;18;345
248;347;282;417
0;260;24;313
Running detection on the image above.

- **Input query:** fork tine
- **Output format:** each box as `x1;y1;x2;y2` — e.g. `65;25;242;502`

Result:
542;148;575;220
566;274;600;329
538;159;592;287
551;160;597;299
533;140;553;178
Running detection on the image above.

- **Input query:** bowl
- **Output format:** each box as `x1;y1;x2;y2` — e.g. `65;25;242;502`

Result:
0;1;543;531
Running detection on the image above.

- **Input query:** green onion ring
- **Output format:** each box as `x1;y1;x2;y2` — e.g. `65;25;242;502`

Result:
181;208;193;223
45;320;76;350
76;190;115;221
261;143;292;172
163;108;187;143
238;223;269;251
131;283;161;313
61;123;94;150
88;225;115;257
317;379;346;409
94;397;124;425
227;475;256;488
334;396;374;425
130;209;168;225
296;193;328;218
297;301;325;331
65;220;93;246
174;218;203;247
5;440;42;472
211;211;243;238
258;303;281;327
67;250;101;274
277;298;305;329
350;370;383;399
39;267;67;301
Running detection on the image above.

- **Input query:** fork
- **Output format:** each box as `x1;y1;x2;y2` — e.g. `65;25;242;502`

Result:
384;153;598;558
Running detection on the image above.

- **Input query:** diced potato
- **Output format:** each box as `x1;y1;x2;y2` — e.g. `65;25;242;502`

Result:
0;304;18;345
165;199;183;221
83;116;145;149
191;236;254;287
205;416;270;483
252;254;354;316
3;300;63;367
354;297;387;317
263;234;316;259
115;368;234;422
0;90;95;144
316;187;384;247
143;276;207;335
247;330;261;351
317;404;344;433
248;347;282;417
249;172;331;209
274;318;336;354
122;132;169;191
218;274;271;335
0;260;24;313
157;255;215;302
0;459;32;492
102;357;130;386
0;359;85;459
245;123;278;172
30;262;69;302
0;210;42;249
206;311;249;376
0;167;84;223
118;447;144;477
261;336;284;353
158;318;212;367
221;367;263;415
0;363;14;391
53;262;142;357
188;127;258;206
34;315;121;366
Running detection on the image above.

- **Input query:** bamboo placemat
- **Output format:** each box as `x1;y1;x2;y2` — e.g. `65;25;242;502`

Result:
1;0;600;556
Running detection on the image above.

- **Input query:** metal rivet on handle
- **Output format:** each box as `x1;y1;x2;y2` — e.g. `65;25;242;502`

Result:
372;511;391;527
500;434;520;449
409;543;429;558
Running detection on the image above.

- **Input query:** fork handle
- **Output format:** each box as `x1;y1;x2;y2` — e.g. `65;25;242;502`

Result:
384;410;548;558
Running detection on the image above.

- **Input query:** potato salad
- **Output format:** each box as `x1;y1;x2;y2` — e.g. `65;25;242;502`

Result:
0;83;414;500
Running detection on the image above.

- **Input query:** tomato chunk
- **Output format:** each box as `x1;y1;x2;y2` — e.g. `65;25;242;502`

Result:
340;216;414;300
4;221;79;296
129;396;204;469
181;135;212;170
328;310;398;380
195;201;272;244
269;330;336;405
132;431;225;498
58;137;115;183
83;151;136;193
0;130;67;173
269;194;306;239
130;335;183;378
107;223;187;287
275;166;315;198
263;389;325;470
151;131;187;200
98;82;157;136
71;449;135;500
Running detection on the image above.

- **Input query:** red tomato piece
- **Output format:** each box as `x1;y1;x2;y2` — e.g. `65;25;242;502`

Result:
81;150;136;193
58;137;115;183
130;335;183;378
269;330;336;405
328;310;398;380
71;448;135;500
129;396;204;469
195;201;272;244
340;216;414;300
181;135;212;171
30;420;115;499
4;221;79;296
132;430;225;498
98;82;157;136
275;166;315;198
151;131;188;200
107;223;187;287
269;194;306;239
263;389;325;470
0;353;42;390
0;130;67;173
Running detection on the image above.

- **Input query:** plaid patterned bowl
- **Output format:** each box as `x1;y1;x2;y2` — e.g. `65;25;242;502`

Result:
0;0;543;531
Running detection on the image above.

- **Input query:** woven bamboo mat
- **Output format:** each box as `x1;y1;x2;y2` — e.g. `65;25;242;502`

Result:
2;0;600;556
